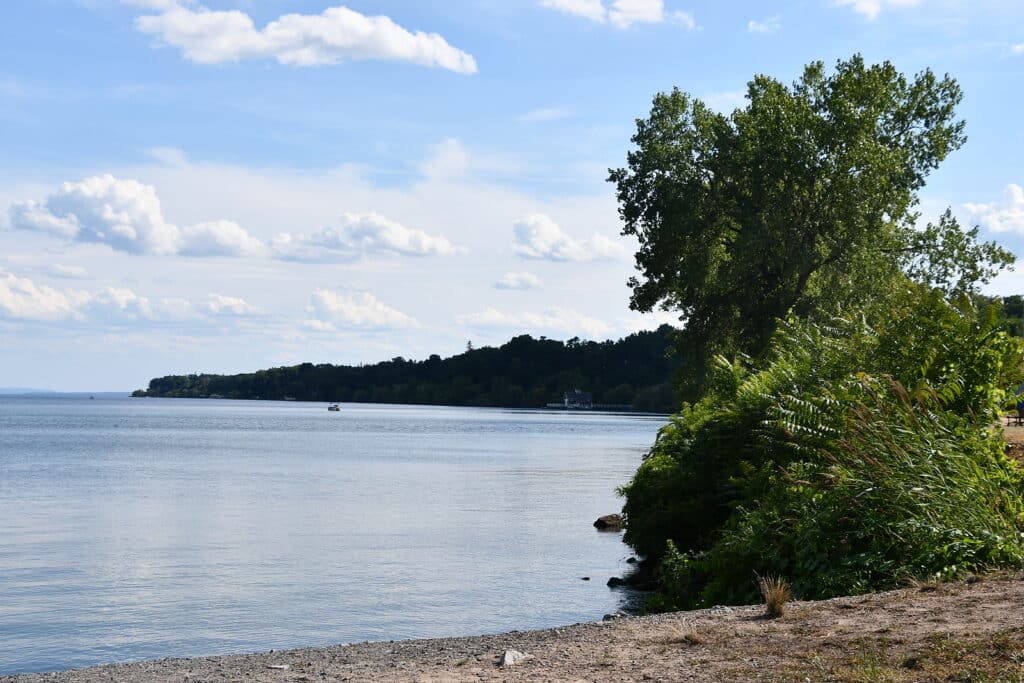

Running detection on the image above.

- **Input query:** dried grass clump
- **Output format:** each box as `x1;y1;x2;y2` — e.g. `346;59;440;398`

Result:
645;626;705;647
758;575;791;618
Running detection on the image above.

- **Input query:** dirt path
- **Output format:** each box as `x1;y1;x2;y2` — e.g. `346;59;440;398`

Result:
6;573;1024;682
1003;422;1024;463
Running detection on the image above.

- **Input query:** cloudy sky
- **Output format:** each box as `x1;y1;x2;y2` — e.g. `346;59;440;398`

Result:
1;0;1023;391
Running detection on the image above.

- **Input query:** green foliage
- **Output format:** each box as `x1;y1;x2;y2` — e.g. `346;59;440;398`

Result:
136;326;681;412
698;378;1024;605
621;292;1024;610
609;55;1010;400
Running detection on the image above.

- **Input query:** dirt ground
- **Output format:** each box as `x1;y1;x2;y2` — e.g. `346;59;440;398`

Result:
5;572;1024;683
1002;421;1024;463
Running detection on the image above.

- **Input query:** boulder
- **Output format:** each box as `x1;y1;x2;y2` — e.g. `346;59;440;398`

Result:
593;514;623;531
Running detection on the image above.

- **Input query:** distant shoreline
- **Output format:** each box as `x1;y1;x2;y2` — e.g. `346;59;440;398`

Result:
128;394;673;415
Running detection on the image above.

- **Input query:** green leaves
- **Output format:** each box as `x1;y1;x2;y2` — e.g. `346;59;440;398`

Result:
621;295;1024;610
609;55;1003;401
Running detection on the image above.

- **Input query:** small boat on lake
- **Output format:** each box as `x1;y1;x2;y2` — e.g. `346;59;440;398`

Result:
327;403;340;411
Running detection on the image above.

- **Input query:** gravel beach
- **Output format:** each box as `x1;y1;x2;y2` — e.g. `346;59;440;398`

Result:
5;572;1024;682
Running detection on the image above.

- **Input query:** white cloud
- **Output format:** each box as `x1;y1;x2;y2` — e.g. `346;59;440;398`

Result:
306;289;417;330
206;293;258;316
495;272;543;290
9;175;180;255
459;307;611;338
180;220;267;257
539;0;696;29
8;175;265;257
133;1;477;74
419;138;472;181
608;0;664;27
273;212;460;262
1012;43;1024;55
965;184;1024;233
512;213;624;262
91;287;156;320
539;0;607;23
835;0;923;20
621;309;682;334
747;15;781;33
669;10;697;30
0;267;263;325
0;270;89;321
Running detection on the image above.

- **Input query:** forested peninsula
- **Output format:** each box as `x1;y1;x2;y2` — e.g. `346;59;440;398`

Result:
132;325;680;412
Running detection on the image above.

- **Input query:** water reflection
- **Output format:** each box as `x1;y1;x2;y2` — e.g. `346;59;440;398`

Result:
0;397;662;674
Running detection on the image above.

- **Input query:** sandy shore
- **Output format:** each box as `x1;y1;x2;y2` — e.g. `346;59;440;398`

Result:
5;572;1024;682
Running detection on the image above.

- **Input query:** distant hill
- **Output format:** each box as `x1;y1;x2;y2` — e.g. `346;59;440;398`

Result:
133;326;682;412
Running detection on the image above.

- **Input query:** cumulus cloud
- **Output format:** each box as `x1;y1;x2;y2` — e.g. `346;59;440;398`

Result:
91;287;157;320
180;220;267;257
1013;43;1024;55
133;1;477;74
273;212;461;263
0;267;258;325
495;272;544;290
8;175;265;257
512;213;624;262
540;0;696;29
459;307;611;338
747;16;781;33
835;0;923;20
305;289;417;330
965;184;1024;234
9;176;180;255
206;293;258;316
0;270;89;321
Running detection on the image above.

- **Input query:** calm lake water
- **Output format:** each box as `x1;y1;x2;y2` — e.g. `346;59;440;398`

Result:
0;396;663;675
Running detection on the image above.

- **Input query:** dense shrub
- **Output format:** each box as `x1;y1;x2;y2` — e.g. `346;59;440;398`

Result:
621;289;1024;609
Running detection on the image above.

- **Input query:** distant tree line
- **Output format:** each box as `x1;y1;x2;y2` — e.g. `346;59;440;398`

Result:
133;325;681;412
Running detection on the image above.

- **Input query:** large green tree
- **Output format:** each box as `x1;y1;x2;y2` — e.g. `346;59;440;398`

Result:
609;55;1010;399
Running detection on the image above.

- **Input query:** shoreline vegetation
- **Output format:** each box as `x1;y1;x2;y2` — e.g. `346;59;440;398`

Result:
605;55;1024;614
5;572;1023;682
131;326;680;414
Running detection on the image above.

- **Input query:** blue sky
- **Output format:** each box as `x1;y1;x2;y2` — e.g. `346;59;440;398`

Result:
1;0;1023;391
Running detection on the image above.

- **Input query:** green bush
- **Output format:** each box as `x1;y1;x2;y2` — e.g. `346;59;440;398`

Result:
621;289;1024;610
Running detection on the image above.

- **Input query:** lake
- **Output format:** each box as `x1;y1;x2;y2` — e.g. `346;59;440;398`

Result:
0;396;663;675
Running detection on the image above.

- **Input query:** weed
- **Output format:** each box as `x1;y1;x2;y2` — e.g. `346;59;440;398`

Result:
759;575;792;618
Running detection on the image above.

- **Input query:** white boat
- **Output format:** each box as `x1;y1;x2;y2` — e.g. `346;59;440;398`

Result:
327;403;340;411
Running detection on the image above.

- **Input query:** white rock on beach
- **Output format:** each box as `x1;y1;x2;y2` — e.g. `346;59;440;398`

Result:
499;649;534;666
